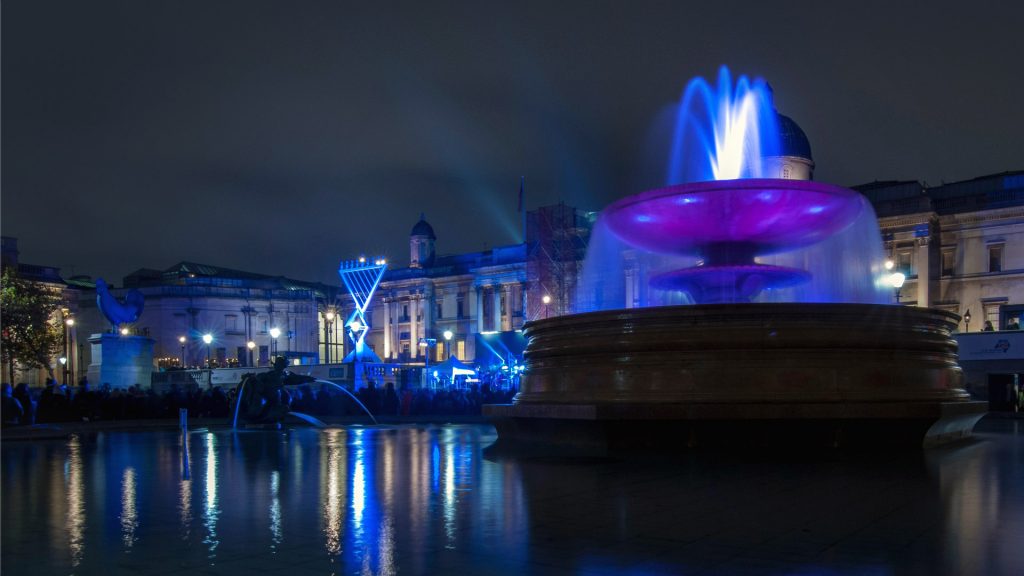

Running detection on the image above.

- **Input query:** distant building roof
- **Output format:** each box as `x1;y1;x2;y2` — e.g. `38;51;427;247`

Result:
777;113;813;161
854;170;1024;217
384;244;527;282
122;261;339;298
410;214;436;239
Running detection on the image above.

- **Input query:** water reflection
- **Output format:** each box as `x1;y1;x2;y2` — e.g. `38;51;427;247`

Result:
269;470;282;552
322;429;346;556
179;432;193;540
4;422;1021;575
120;467;138;549
66;435;85;567
202;432;219;561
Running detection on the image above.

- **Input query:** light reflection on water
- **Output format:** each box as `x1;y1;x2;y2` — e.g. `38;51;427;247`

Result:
66;435;85;567
120;467;138;549
203;432;219;561
2;422;1021;575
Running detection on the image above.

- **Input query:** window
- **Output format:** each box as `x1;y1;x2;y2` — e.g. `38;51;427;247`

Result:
456;340;465;360
236;346;247;365
989;245;1003;273
259;346;269;365
457;299;464;319
782;164;792;179
941;248;955;276
436;302;443;319
896;249;913;275
225;314;242;334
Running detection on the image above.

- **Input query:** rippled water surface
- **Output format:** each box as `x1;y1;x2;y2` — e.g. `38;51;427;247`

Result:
3;420;1022;575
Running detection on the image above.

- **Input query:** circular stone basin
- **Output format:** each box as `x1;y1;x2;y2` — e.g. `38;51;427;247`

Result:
515;303;967;406
603;179;864;258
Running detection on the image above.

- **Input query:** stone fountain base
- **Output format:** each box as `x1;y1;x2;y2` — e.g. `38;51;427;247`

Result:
483;304;986;453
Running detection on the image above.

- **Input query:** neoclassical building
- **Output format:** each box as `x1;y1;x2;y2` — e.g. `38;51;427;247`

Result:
856;171;1024;330
357;207;594;366
73;262;344;370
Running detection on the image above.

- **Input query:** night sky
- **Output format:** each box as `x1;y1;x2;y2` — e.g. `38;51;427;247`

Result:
3;1;1022;286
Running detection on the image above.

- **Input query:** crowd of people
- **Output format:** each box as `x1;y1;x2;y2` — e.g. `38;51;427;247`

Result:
1;376;516;427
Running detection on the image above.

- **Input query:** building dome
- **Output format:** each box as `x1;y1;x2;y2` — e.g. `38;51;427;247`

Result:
777;113;813;162
410;213;436;240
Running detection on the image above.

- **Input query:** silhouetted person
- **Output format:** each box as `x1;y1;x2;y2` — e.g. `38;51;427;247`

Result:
1;383;25;426
983;320;995;331
382;382;400;416
13;383;35;425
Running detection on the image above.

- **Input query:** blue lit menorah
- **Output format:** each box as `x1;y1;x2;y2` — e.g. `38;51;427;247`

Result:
339;256;387;363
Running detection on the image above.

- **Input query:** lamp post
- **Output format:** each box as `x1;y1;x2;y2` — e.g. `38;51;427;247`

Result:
324;311;335;364
443;329;453;359
247;340;256;367
202;333;213;369
541;294;551;319
269;327;281;359
178;336;187;368
889;271;906;302
964;309;972;333
63;316;74;385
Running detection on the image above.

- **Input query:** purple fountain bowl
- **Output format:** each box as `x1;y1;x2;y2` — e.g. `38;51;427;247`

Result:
650;264;810;303
603;179;864;257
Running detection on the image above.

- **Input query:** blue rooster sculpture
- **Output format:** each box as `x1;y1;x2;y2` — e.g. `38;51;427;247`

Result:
95;278;145;330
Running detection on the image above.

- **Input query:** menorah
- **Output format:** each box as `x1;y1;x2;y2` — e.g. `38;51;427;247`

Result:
338;256;387;365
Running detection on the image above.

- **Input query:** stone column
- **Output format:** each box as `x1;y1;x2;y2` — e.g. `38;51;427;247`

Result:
625;268;635;309
424;283;434;339
383;298;391;360
520;282;528;328
501;285;512;331
916;238;930;307
492;285;502;332
409;296;418;359
475;286;484;333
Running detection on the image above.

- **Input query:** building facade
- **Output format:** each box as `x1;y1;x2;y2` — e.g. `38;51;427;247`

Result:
358;208;594;366
856;171;1024;330
73;262;344;372
0;236;82;387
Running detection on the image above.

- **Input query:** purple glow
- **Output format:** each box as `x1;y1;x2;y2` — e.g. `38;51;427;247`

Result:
603;179;862;303
574;68;892;309
604;179;863;258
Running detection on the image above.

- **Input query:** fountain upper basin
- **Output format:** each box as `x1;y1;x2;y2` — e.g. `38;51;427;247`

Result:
603;179;864;258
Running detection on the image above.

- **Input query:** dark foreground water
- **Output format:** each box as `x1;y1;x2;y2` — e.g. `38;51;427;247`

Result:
2;419;1022;576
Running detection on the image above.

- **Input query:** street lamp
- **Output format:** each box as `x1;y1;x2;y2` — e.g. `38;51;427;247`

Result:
120;327;130;336
890;271;906;302
202;333;213;368
269;327;281;358
63;316;75;385
443;329;453;359
324;311;336;364
964;309;972;333
419;337;437;368
541;294;552;319
178;336;187;367
247;340;256;367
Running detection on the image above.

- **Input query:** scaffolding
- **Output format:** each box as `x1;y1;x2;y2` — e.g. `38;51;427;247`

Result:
526;203;595;320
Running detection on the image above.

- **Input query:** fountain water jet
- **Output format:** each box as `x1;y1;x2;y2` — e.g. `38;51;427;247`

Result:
485;67;985;452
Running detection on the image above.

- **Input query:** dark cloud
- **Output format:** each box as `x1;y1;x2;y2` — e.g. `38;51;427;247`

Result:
3;0;1021;285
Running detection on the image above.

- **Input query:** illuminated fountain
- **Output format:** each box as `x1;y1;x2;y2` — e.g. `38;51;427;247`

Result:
486;68;985;452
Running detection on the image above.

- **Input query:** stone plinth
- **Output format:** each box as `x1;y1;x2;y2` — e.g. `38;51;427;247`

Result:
484;303;987;452
86;333;155;389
